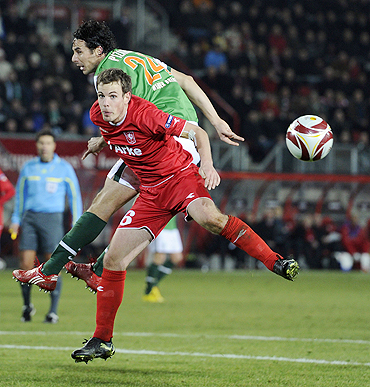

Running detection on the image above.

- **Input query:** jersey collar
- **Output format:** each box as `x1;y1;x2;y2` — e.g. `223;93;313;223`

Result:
109;110;127;126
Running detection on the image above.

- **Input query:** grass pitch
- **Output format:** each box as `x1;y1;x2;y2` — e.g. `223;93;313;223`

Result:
1;268;370;386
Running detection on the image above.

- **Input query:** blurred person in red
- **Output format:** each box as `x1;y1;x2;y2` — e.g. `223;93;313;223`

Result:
0;168;15;269
339;214;370;272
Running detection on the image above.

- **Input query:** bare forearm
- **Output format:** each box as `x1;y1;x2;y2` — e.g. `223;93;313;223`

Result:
180;123;220;189
172;69;244;146
193;127;213;166
172;69;219;124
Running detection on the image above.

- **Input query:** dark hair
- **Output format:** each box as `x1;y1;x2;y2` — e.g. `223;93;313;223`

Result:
97;68;132;94
36;129;56;142
73;20;116;53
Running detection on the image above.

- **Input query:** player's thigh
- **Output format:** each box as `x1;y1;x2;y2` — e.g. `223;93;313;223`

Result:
88;177;137;221
187;198;228;234
105;227;152;271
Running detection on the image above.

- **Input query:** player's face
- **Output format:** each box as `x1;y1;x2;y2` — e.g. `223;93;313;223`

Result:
71;39;103;75
97;81;131;125
36;135;56;162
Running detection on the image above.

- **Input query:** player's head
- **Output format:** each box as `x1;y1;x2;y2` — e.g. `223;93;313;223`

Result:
35;129;56;162
74;20;116;53
97;68;132;124
72;20;116;75
97;68;132;94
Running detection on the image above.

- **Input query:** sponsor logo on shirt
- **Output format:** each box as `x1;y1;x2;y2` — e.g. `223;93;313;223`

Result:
124;131;136;144
165;115;173;128
108;142;143;156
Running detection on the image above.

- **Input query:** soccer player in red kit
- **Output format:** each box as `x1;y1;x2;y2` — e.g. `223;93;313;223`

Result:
0;169;15;268
0;169;15;236
71;68;299;363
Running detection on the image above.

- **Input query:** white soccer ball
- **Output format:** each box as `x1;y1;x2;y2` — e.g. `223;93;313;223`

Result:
286;115;333;161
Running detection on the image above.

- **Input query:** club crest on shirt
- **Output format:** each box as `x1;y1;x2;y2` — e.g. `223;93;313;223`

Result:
124;131;136;144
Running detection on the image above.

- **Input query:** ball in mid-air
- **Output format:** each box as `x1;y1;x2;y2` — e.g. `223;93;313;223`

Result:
286;115;333;161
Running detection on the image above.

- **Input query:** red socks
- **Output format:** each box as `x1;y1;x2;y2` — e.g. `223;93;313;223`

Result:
94;268;126;342
220;215;279;271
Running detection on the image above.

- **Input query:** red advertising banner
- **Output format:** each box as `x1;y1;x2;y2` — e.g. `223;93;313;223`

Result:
0;136;117;173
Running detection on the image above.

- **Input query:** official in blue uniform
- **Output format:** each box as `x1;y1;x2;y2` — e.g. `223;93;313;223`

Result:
10;129;82;323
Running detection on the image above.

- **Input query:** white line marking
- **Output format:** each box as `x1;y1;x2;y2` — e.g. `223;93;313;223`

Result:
0;331;369;345
0;344;369;367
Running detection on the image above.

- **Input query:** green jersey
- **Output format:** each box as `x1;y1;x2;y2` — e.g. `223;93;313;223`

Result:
95;49;198;122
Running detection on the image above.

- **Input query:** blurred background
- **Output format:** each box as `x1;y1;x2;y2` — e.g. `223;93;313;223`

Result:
1;0;370;273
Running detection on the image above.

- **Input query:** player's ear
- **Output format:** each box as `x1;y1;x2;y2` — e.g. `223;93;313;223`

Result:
124;91;132;103
96;46;104;56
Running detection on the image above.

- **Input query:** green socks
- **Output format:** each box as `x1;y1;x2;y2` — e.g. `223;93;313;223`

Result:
42;212;107;276
144;263;160;295
157;260;174;282
144;259;174;294
92;247;108;277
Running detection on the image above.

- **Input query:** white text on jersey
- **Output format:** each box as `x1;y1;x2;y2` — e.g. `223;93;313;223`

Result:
109;143;143;156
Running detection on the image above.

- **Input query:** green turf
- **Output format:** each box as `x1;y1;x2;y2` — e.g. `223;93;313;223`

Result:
1;268;370;386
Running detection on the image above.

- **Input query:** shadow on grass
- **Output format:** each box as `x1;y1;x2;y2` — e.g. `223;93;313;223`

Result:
60;363;196;387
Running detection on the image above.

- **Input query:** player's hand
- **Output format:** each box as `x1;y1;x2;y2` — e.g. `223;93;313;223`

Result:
214;119;244;146
9;224;19;240
82;136;107;160
199;162;220;190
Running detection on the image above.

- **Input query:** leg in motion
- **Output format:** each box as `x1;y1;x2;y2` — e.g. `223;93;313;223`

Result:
13;178;137;288
188;199;299;281
44;177;136;275
71;228;152;363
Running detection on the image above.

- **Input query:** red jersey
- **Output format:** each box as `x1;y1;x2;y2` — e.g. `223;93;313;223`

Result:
0;168;15;232
90;96;193;187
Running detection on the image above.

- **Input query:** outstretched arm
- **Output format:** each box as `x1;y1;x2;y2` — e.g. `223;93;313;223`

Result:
171;68;244;146
82;136;107;160
180;122;220;190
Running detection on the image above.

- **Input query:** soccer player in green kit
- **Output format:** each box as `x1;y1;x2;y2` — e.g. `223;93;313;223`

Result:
13;21;297;296
13;19;245;294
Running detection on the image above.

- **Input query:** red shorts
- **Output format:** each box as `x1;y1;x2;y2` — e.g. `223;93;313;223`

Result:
117;164;212;238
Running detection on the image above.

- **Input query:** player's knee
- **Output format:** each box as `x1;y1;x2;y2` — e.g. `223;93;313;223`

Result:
170;253;183;265
87;187;124;220
200;213;228;234
88;189;106;211
103;252;129;271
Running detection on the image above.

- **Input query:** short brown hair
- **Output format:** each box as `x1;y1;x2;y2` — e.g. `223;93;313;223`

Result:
97;68;132;95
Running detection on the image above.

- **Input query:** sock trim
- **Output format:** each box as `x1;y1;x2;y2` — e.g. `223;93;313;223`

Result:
59;240;77;257
158;265;172;275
